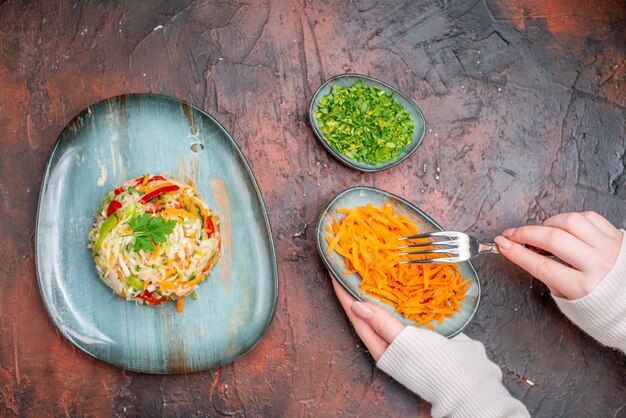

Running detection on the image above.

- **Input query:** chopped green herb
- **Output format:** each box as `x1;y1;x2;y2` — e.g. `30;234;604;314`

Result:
316;80;415;165
128;214;176;252
94;214;118;254
127;274;143;291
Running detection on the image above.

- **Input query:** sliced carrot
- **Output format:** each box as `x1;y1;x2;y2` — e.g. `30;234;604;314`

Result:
163;207;196;219
177;296;185;313
158;280;179;291
183;272;205;287
326;203;469;327
151;244;160;261
326;229;345;255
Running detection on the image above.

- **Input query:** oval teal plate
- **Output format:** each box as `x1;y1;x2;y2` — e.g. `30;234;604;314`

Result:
309;74;426;172
35;94;278;373
317;186;480;338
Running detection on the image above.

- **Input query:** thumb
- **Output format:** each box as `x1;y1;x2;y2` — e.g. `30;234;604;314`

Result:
350;301;405;344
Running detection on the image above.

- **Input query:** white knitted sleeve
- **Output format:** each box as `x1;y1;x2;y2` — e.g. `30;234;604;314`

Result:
376;327;529;418
553;234;626;352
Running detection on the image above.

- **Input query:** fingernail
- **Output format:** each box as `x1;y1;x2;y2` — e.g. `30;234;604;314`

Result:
502;228;516;238
494;235;512;250
350;301;374;319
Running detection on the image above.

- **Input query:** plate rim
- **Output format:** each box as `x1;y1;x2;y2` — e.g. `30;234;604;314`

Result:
308;73;427;173
316;185;481;338
34;93;279;373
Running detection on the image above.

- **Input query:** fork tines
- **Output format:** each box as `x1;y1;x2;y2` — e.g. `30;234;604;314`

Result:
398;231;462;241
397;231;462;264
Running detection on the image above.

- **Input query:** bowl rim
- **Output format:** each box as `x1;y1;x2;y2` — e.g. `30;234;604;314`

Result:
308;73;426;173
315;185;481;338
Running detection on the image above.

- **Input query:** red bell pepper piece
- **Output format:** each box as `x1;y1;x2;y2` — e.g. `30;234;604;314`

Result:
106;200;122;217
138;185;179;204
204;216;215;238
136;290;167;305
114;186;125;195
144;199;165;214
133;175;166;187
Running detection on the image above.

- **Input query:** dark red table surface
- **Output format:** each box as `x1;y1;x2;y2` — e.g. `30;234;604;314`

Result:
1;1;625;416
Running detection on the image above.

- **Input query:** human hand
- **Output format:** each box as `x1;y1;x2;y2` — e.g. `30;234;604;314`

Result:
331;276;405;361
494;211;623;300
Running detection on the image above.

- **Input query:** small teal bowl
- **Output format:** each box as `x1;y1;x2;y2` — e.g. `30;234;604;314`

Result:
309;74;426;172
317;186;480;338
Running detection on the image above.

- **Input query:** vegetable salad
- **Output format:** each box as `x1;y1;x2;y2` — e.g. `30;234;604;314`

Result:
88;175;221;312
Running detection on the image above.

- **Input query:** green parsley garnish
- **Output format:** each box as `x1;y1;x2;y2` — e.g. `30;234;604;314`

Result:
316;80;415;165
128;214;176;252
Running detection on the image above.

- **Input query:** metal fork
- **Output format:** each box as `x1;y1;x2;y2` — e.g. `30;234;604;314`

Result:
397;231;499;264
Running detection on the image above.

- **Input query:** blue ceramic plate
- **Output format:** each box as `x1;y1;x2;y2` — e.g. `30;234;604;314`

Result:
316;186;480;338
309;74;426;172
35;94;278;373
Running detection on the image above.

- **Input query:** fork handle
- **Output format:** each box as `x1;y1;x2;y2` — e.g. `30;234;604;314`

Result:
485;243;553;256
479;242;500;254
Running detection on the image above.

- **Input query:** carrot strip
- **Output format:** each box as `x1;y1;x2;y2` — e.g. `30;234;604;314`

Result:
163;207;196;219
159;280;179;291
151;244;160;261
326;229;345;255
183;272;206;287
